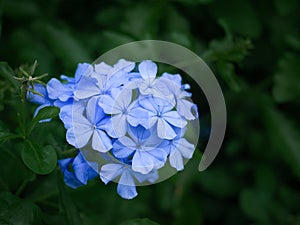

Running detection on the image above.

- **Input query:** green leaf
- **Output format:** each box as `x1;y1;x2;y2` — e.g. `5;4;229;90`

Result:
164;6;192;48
120;218;160;225
202;37;252;63
9;29;55;74
31;106;59;124
197;166;239;198
278;185;300;210
254;165;277;194
174;0;214;5
217;61;242;92
29;106;59;134
0;62;18;89
273;53;300;104
0;191;42;225
95;7;122;27
263;100;300;180
165;6;190;34
33;22;91;69
0;145;30;191
0;2;2;40
0;132;20;145
120;3;158;39
21;140;57;175
100;30;135;52
2;0;40;18
239;188;270;222
58;177;83;225
285;33;300;51
274;0;299;15
212;0;262;38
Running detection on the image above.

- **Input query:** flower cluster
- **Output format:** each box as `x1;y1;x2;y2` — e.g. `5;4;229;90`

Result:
28;59;198;199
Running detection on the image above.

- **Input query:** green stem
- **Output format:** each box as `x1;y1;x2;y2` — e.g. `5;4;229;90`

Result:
254;76;273;92
38;200;59;209
30;190;59;203
61;148;78;158
17;112;26;138
16;96;28;139
21;98;28;138
15;179;28;197
0;176;9;191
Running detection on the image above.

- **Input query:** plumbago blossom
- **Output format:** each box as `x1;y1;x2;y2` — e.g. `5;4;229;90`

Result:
27;59;198;199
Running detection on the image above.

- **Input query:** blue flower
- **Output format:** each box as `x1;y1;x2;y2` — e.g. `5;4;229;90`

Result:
165;128;195;171
112;125;168;174
100;162;158;199
27;83;54;122
29;59;199;200
58;152;98;189
66;97;112;152
161;72;198;120
58;100;86;129
98;88;149;137
45;63;93;125
138;96;187;139
127;60;173;101
47;63;93;103
74;59;135;100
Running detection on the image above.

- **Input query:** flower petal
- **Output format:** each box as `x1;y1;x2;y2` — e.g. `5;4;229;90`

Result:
161;72;182;86
114;88;132;111
27;84;51;105
138;96;158;113
117;169;137;199
132;151;154;174
92;129;112;152
94;62;112;75
74;76;100;100
66;128;76;147
169;150;184;171
47;78;73;101
100;163;123;184
59;101;85;129
116;136;137;149
157;118;177;140
58;158;84;189
71;115;93;148
112;59;135;74
100;118;118;138
86;97;106;124
73;152;97;184
177;98;197;120
127;125;151;143
175;138;195;159
127;105;150;128
111;113;128;137
146;148;168;169
98;94;121;114
112;142;135;159
74;63;93;82
104;70;128;91
163;111;187;128
138;60;157;84
63;170;84;189
132;169;159;184
58;158;73;172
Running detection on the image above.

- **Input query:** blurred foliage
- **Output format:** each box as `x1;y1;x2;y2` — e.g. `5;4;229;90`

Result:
0;0;300;224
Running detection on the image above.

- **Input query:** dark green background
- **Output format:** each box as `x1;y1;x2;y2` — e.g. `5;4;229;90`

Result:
1;0;300;224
